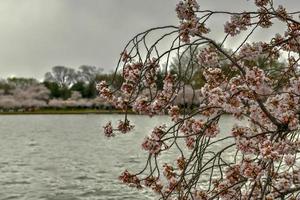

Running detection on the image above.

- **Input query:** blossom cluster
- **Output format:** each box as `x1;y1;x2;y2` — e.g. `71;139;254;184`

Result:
133;73;177;115
224;13;251;36
168;105;181;122
176;0;209;43
102;120;134;138
238;42;267;61
96;81;113;102
142;125;166;154
254;0;269;7
245;66;272;95
198;47;220;68
119;170;142;188
121;62;143;95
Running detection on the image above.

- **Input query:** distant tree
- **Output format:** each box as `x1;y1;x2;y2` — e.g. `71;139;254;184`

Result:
59;85;71;100
43;81;61;98
70;81;97;99
70;81;85;96
12;84;50;109
0;84;50;110
7;77;38;88
0;79;13;94
83;81;97;98
69;91;82;100
44;66;77;87
44;65;103;99
78;65;103;83
26;84;50;102
0;95;19;110
0;77;39;95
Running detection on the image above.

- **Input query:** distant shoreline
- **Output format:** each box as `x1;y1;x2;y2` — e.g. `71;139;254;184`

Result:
0;109;135;115
0;108;197;115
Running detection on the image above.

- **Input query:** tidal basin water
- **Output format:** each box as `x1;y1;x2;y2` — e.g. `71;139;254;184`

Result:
0;114;237;200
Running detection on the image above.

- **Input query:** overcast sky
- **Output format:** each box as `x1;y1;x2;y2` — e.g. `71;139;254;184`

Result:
0;0;298;80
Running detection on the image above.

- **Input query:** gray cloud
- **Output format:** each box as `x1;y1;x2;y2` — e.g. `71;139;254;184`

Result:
0;0;298;79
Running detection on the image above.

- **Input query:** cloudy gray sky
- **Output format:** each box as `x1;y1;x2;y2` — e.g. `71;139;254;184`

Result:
0;0;298;80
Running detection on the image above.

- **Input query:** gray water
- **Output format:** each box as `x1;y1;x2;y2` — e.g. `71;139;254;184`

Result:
0;114;237;200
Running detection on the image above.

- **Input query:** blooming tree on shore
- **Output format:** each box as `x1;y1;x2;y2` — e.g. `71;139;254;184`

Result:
98;0;300;199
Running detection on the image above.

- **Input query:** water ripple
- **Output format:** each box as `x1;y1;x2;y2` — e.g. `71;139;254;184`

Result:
0;114;236;199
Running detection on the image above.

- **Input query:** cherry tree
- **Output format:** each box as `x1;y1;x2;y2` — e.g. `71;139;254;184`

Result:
0;84;50;110
98;0;300;199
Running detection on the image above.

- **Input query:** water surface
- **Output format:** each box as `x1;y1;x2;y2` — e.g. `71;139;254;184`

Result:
0;114;237;200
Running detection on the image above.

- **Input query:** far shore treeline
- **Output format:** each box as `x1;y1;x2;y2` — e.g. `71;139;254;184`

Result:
0;45;286;113
0;63;200;112
0;65;123;112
